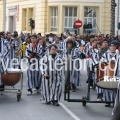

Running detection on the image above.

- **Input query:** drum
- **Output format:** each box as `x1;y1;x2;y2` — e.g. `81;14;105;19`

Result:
1;68;22;86
95;62;107;82
96;79;118;89
106;61;116;77
95;61;118;89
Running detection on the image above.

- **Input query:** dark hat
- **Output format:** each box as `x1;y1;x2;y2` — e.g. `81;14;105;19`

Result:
102;38;108;43
96;41;102;45
14;31;18;34
109;41;117;46
37;33;41;35
49;44;58;51
0;32;2;35
66;39;73;44
90;35;95;39
30;34;37;38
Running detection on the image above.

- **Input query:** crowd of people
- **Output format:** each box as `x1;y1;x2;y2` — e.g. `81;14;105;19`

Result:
0;31;120;116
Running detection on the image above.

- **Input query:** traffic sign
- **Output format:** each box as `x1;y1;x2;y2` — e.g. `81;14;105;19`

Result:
74;19;83;28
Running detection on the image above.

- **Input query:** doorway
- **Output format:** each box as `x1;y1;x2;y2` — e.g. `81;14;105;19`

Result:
9;16;15;33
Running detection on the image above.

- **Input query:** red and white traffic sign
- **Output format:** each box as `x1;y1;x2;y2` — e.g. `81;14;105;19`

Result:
74;19;83;28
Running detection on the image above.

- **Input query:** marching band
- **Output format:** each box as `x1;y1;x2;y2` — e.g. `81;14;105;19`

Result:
0;31;120;114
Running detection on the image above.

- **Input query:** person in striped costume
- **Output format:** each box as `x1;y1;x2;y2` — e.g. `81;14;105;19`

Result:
0;32;10;90
41;44;63;106
25;35;43;95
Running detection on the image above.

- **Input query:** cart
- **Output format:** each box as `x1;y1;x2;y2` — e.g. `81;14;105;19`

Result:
64;58;118;106
0;68;23;102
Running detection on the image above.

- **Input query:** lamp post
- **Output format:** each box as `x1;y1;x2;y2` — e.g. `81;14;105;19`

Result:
3;0;6;32
117;0;120;36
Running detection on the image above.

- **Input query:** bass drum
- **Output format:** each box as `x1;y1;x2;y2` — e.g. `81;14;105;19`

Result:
106;61;116;77
95;61;118;89
95;62;107;82
2;68;22;86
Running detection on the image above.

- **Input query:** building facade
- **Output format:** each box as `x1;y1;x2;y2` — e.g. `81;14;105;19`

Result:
0;0;112;35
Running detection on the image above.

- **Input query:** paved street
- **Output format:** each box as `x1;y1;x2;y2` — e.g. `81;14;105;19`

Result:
0;60;113;120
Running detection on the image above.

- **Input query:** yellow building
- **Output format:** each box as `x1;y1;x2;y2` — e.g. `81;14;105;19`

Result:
0;0;111;35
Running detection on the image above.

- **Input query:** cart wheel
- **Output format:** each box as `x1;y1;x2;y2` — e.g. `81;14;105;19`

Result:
17;93;21;102
82;96;87;107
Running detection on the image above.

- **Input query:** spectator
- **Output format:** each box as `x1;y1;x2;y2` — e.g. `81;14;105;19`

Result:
87;22;92;34
49;33;54;43
37;33;41;38
83;22;88;34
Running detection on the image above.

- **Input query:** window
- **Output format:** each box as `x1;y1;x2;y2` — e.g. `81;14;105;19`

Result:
64;7;77;32
51;7;58;32
29;8;33;18
84;7;97;33
22;8;34;31
28;8;33;31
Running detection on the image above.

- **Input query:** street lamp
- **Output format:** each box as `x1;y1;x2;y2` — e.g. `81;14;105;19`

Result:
3;0;6;32
117;0;120;36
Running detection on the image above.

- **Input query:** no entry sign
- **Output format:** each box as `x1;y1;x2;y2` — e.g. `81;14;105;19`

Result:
74;19;83;28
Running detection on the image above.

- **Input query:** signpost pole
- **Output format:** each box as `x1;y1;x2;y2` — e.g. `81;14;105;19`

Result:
77;28;79;35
